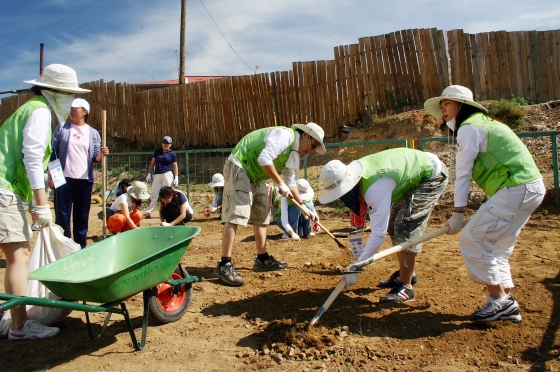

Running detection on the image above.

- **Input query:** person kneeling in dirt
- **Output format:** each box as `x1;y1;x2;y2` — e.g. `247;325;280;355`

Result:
159;186;193;226
204;173;224;217
424;85;545;322
275;178;318;240
318;148;448;303
215;122;326;286
107;181;150;233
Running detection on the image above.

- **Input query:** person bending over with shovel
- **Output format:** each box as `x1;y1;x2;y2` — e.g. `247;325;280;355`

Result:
215;123;326;286
318;148;447;302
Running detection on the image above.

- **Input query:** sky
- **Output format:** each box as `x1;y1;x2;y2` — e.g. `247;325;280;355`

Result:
0;0;559;94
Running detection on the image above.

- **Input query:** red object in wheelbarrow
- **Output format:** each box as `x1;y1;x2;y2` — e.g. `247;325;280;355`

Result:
0;225;200;350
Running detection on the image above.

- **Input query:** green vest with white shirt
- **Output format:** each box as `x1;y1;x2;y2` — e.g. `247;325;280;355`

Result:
231;127;295;182
358;148;434;202
0;96;52;202
459;112;541;196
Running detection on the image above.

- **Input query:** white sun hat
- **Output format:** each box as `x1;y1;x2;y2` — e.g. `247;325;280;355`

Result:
127;181;150;200
291;122;326;155
71;98;90;112
319;159;363;204
296;178;314;201
208;173;224;188
424;85;487;118
24;64;91;93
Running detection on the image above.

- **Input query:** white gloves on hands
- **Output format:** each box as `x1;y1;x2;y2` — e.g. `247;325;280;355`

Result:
291;232;301;241
300;205;319;222
277;182;292;198
173;176;179;186
146;173;152;182
341;273;359;290
445;212;464;235
160;221;171;226
35;205;52;226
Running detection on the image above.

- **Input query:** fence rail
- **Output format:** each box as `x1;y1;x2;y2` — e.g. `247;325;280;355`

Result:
2;28;559;150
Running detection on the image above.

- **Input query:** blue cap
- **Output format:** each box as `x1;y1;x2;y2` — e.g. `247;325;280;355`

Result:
163;136;172;144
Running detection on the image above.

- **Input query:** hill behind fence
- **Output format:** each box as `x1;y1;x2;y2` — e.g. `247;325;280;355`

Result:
1;28;559;150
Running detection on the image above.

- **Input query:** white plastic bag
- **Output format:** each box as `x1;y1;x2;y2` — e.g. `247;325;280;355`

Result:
0;224;81;337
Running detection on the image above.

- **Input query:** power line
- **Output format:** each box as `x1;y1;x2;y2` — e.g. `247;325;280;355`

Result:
0;0;104;49
198;0;256;74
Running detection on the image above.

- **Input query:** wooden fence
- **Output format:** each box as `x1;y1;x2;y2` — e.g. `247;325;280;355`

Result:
1;28;559;149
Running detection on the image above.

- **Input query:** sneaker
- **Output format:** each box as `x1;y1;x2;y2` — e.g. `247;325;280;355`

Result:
8;320;60;340
253;255;289;272
470;295;522;323
308;232;315;237
144;212;151;219
379;282;415;303
214;262;244;286
378;270;418;288
281;232;290;239
30;224;41;231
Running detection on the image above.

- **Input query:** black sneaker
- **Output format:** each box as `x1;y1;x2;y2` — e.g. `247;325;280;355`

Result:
378;270;418;288
253;255;288;272
214;262;244;286
470;295;522;323
379;282;415;303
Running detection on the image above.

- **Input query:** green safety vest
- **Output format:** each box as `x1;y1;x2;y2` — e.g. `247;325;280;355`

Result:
0;96;52;201
231;127;294;182
358;148;434;202
460;113;541;196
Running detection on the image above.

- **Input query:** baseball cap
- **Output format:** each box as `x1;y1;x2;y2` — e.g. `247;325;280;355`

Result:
71;98;90;112
163;136;173;144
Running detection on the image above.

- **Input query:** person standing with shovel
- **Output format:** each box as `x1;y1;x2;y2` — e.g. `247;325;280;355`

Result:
214;123;325;286
318;148;448;302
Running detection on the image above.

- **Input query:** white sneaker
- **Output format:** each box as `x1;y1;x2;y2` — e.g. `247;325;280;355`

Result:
8;320;60;340
281;232;290;239
308;232;315;237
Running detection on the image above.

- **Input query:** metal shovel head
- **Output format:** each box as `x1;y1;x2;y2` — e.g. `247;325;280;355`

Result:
306;268;364;276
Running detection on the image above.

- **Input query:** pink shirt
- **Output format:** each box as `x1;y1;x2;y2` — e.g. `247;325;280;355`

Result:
63;124;91;179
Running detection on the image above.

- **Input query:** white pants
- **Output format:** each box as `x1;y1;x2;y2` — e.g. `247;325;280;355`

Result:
459;178;546;288
144;171;174;214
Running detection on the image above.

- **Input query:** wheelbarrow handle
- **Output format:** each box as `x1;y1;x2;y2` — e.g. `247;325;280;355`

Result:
288;195;346;249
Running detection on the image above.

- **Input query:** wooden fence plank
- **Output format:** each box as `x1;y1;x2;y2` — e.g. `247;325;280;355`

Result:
431;28;447;94
415;29;430;101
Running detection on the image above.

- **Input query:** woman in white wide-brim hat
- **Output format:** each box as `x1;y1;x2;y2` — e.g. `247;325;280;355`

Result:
425;85;545;323
0;64;89;340
204;173;225;217
214;122;326;287
319;148;448;303
274;178;318;240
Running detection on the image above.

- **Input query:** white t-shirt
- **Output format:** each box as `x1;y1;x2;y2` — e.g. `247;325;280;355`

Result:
110;193;132;213
454;125;487;207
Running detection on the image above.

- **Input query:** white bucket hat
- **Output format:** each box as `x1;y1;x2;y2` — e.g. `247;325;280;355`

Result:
208;173;224;188
127;181;150;200
24;64;91;93
319;159;363;204
291;122;326;155
424;85;487;118
296;178;314;201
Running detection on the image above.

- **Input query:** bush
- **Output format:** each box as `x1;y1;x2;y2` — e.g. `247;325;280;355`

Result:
487;99;527;129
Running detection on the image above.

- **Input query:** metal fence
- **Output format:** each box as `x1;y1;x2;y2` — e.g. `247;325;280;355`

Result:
99;133;559;209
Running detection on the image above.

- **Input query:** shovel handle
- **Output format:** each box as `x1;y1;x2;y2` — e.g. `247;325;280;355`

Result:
288;195;346;249
310;277;346;326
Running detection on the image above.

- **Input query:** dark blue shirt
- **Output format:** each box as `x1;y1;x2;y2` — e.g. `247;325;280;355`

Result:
153;148;177;174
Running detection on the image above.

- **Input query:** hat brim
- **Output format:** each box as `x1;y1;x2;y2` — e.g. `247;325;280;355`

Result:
424;96;487;118
291;124;326;155
127;185;150;200
298;189;314;201
208;181;224;187
24;79;91;93
319;160;363;204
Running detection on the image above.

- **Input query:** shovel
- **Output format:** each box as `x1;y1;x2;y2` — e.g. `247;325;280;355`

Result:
288;196;346;249
310;219;470;325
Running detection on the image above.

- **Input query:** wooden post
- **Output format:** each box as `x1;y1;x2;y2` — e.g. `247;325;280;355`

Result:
102;110;107;238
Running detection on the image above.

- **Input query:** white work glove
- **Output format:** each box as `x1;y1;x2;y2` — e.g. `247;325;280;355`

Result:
173;176;179;186
277;182;293;198
341;273;360;290
291;232;301;241
300;205;318;222
35;205;52;226
160;221;171;226
210;207;217;212
445;211;464;235
146;173;152;182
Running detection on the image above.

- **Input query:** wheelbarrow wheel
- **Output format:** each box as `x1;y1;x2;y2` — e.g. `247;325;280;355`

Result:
148;265;192;323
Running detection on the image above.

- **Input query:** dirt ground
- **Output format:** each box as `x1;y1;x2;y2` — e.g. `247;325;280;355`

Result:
1;102;560;372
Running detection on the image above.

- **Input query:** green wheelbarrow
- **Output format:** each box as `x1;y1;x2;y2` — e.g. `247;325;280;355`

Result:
0;225;201;351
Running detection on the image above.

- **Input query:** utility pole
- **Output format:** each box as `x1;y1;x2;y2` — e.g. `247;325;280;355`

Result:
179;0;186;84
40;43;45;76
